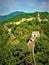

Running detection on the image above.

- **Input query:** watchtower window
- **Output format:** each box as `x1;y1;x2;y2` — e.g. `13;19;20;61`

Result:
34;34;36;37
30;38;33;42
30;39;32;42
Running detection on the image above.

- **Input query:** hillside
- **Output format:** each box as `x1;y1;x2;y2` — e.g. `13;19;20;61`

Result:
0;11;24;22
0;12;49;65
1;12;49;24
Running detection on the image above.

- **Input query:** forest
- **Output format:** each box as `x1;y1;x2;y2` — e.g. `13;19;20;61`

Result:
0;12;49;65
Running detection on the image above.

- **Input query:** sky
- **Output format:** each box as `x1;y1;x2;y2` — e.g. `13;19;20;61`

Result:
0;0;49;15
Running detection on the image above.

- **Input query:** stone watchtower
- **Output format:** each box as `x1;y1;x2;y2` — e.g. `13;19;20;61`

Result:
27;31;40;65
27;31;40;52
32;31;40;39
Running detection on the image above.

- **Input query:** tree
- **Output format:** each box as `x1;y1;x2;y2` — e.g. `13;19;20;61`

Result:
34;34;49;65
0;42;33;65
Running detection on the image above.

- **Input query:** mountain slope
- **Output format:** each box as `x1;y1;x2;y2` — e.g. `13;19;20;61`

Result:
0;11;24;22
1;12;49;24
0;12;49;65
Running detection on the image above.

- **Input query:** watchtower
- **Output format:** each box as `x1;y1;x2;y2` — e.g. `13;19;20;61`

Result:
32;31;40;39
27;31;40;65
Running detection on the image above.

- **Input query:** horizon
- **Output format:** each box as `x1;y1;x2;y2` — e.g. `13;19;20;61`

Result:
0;0;49;15
0;11;49;16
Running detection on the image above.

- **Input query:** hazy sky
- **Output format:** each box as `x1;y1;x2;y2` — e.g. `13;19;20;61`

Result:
0;0;49;15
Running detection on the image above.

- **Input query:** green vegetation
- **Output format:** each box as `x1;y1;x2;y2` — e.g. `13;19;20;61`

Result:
0;12;49;65
35;34;49;65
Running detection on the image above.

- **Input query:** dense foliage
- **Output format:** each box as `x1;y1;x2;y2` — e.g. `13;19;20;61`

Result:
0;12;49;65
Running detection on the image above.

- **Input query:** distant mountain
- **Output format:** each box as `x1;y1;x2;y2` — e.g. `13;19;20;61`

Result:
0;11;24;22
0;12;49;24
4;12;49;22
